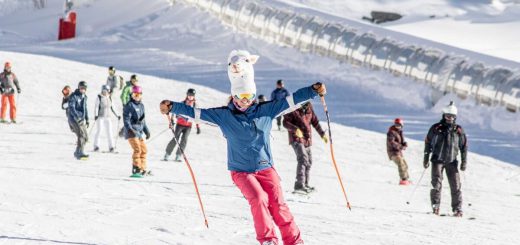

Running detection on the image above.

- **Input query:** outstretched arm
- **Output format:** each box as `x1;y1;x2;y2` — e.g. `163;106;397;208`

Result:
160;100;222;126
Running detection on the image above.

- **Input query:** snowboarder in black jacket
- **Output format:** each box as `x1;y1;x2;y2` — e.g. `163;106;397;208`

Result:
424;101;468;217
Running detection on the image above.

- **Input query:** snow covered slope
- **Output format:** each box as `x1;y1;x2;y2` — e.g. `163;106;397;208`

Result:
0;0;518;163
1;51;519;245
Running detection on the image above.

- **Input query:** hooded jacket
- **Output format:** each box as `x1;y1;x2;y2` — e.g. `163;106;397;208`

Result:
123;98;149;139
0;71;20;95
170;86;317;173
68;89;89;123
424;119;468;164
386;125;406;159
282;103;325;147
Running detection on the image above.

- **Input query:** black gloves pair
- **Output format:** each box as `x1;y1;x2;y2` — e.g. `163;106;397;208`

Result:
423;152;467;171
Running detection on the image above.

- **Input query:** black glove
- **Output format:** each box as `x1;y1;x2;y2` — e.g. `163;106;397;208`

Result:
402;142;408;147
95;116;99;121
145;130;151;140
423;153;430;169
86;121;90;128
17;88;21;94
196;127;201;135
117;116;121;120
0;86;4;94
460;161;467;171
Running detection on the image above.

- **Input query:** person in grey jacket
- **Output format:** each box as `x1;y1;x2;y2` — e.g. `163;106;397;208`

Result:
424;101;468;217
0;62;21;123
68;81;90;160
93;85;121;152
105;66;123;95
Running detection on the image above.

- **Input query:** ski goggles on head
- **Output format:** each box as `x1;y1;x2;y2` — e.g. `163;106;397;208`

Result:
234;93;256;101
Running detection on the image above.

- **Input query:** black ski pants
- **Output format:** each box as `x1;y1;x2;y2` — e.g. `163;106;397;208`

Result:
430;161;463;212
165;124;191;156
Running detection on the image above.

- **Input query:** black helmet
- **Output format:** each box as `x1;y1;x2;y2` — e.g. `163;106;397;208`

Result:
187;88;196;96
130;74;138;80
258;94;266;102
276;79;284;85
108;66;115;71
78;81;87;89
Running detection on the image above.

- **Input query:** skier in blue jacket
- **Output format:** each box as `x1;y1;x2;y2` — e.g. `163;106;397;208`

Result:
270;79;290;130
160;50;325;245
68;81;89;160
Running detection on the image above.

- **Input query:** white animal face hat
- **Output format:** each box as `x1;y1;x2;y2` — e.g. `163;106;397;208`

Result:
227;50;259;99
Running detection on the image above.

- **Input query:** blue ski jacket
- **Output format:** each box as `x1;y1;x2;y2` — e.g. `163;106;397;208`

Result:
170;86;318;172
270;87;290;101
123;98;149;139
68;89;89;123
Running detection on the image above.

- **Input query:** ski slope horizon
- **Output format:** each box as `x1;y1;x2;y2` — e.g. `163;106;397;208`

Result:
0;51;519;245
0;0;519;164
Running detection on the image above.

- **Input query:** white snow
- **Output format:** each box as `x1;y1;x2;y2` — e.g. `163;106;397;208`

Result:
0;51;519;244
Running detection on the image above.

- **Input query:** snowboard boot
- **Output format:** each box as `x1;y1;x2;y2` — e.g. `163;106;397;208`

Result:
130;166;143;178
10;119;16;124
76;153;89;160
0;118;7;123
432;204;440;215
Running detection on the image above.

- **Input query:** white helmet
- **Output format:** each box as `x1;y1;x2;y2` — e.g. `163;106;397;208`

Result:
442;101;458;116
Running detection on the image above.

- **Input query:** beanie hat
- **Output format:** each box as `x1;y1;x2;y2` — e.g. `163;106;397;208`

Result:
227;50;259;98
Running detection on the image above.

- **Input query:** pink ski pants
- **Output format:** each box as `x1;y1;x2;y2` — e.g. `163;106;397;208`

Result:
231;167;303;245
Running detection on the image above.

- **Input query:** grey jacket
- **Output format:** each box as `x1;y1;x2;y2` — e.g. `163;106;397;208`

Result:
0;71;20;95
94;94;119;118
424;119;468;164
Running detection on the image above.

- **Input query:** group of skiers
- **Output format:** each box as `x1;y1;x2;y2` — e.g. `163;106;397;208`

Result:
386;101;468;217
54;49;469;245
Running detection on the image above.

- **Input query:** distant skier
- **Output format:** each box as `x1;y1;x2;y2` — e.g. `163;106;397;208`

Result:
0;62;21;124
163;88;201;162
105;66;124;95
424;101;468;217
160;50;322;245
283;102;327;194
68;81;90;160
61;85;73;131
93;85;121;153
386;118;410;185
120;74;138;107
257;94;266;102
124;86;151;177
270;79;290;130
119;74;138;137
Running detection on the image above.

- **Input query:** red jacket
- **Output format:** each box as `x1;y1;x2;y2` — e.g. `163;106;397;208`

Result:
386;125;406;159
283;104;325;147
175;98;199;128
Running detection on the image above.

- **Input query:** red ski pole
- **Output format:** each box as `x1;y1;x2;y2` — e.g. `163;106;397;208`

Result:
166;114;209;228
319;95;352;211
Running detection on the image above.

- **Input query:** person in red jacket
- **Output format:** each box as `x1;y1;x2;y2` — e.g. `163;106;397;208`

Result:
386;118;410;185
163;88;201;161
283;102;328;193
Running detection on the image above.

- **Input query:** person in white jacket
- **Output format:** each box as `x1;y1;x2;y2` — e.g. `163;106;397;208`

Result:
93;85;121;152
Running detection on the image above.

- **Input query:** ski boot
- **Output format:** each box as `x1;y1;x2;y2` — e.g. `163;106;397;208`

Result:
93;146;100;152
262;241;276;245
162;153;170;161
174;154;182;162
293;183;311;194
399;179;411;185
10;119;16;124
109;147;115;153
305;184;315;192
432;204;440;215
453;210;463;217
76;153;89;160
